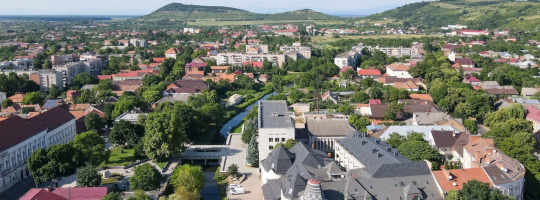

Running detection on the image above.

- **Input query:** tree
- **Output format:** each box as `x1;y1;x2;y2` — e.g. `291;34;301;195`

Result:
348;114;371;133
384;102;403;120
241;119;257;144
84;112;105;132
170;186;200;200
464;119;478;135
128;190;150;200
228;164;239;178
113;93;144;118
102;192;122;200
445;190;462;200
73;130;108;165
143;106;189;161
27;149;52;185
130;164;161;191
48;85;61;98
398;140;442;162
1;99;13;108
170;164;205;192
246;135;259;167
461;180;511;200
28;143;81;185
386;133;405;148
110;120;144;147
23;91;45;105
71;72;98;89
76;165;101;187
337;104;354;115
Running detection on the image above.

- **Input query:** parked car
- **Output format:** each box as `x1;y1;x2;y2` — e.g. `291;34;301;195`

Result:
230;187;246;195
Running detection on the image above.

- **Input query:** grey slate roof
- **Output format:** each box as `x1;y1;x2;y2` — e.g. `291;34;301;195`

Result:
258;100;294;129
261;145;294;175
306;118;357;137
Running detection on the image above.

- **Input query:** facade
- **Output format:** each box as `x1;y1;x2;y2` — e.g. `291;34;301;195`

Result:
216;53;285;67
386;63;412;78
334;51;360;69
129;38;147;48
304;113;356;154
53;59;105;87
0;106;76;192
257;100;295;162
280;43;311;59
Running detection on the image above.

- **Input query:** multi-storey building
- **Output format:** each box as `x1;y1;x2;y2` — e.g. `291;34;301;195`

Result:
216;53;285;67
129;38;147;48
257;100;295;162
0;105;76;192
280;42;311;60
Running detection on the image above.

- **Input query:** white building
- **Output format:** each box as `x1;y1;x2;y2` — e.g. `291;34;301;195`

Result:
129;39;147;48
0;106;76;193
334;51;360;68
257;100;295;162
280;43;311;59
216;53;285;67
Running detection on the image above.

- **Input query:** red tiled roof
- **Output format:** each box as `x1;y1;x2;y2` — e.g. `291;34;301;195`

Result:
433;168;492;192
20;187;107;200
409;94;433;102
97;75;112;80
526;106;540;122
369;99;381;105
0;105;74;152
153;57;165;63
357;68;382;76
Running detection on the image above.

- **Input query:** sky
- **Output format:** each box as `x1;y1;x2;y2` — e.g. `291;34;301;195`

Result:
0;0;424;16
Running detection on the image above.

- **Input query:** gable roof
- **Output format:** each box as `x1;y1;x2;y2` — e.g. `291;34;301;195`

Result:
0;105;74;152
166;79;209;94
432;168;491;192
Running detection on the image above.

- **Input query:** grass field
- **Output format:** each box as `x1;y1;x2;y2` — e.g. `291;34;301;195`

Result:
311;34;439;45
232;123;243;133
102;147;137;167
187;19;344;26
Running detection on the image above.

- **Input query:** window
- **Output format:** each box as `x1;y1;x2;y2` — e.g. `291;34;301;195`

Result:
281;138;286;142
275;138;279;142
269;138;273;142
269;146;273;150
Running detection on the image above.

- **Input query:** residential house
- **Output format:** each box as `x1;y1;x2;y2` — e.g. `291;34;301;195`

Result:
526;105;540;133
432;168;492;194
385;63;412;78
165;48;178;59
112;79;143;96
356;68;381;79
159;79;209;103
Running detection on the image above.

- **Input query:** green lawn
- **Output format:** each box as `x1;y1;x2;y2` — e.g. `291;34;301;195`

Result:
102;147;137;167
231;123;243;133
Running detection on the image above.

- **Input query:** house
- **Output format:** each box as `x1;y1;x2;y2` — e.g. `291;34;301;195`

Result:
336;134;443;199
257;100;295;162
165;48;178;59
454;58;475;68
463;74;481;86
461;136;525;200
0;105;76;193
409;93;433;102
385;63;412;78
69;104;105;133
160;79;209;103
112;79;143;96
521;87;540;96
210;66;229;74
115;108;146;124
526;105;540;133
185;58;207;76
376;125;455;142
20;187;107;200
356;68;381;79
321;91;338;104
432;168;492;194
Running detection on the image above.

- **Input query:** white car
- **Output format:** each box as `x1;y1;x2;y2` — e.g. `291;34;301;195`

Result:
230;187;246;195
228;184;241;189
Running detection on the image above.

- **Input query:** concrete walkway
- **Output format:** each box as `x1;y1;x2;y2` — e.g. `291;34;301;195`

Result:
223;134;263;200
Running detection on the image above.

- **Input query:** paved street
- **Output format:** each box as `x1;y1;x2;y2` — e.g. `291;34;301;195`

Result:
223;134;263;200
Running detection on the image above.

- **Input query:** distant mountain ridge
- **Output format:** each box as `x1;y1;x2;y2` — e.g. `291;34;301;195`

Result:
365;0;540;31
140;3;338;22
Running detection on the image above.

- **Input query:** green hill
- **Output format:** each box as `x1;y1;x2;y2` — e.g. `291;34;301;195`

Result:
139;3;338;23
365;0;540;31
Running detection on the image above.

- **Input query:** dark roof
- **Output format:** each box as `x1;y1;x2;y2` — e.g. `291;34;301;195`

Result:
400;99;439;113
306;118;356;137
258;100;294;129
0;105;75;152
431;130;463;148
167;79;208;94
370;104;405;120
262;145;294;174
455;58;474;66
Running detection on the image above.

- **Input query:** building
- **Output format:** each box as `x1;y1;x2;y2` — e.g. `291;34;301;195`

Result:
53;59;105;87
386;63;412;78
280;43;311;59
257;100;295;162
216;53;285;67
432;168;492;194
20;187;107;200
334;51;360;69
335;134;443;199
159;79;209;103
260;143;346;200
165;48;178;59
304;113;357;154
0;105;76;192
356;68;381;79
129;38;147;48
246;44;269;54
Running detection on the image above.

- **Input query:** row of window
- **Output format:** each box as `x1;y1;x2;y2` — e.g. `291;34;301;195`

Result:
268;138;286;143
